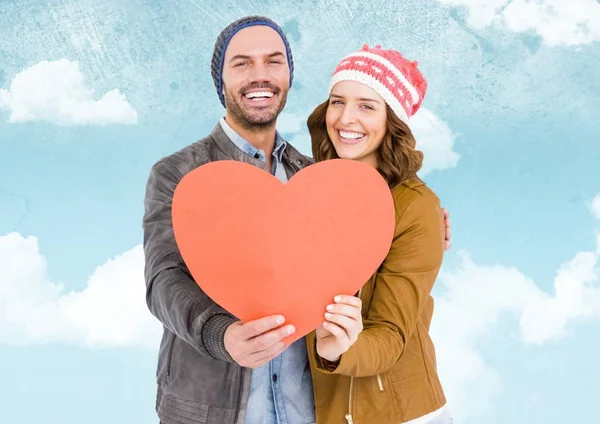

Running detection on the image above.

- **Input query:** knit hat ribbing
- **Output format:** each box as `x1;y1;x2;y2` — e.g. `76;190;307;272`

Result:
211;16;294;107
328;44;427;123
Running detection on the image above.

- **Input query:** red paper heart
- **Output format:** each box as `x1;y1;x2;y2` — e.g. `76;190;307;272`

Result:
172;159;395;345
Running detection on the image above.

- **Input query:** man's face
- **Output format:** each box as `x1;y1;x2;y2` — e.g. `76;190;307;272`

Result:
221;26;290;129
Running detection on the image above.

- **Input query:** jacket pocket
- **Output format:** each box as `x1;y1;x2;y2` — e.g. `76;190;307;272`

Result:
352;373;397;423
166;332;176;379
388;332;427;382
390;372;439;421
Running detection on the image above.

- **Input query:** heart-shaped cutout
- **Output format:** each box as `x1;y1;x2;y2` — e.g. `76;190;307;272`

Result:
172;159;395;345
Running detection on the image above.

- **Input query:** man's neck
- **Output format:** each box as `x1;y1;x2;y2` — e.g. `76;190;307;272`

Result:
224;113;277;159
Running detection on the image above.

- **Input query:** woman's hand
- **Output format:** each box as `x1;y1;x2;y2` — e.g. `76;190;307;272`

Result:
315;295;363;363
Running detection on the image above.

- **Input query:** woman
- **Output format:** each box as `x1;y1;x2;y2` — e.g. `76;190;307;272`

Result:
305;45;451;424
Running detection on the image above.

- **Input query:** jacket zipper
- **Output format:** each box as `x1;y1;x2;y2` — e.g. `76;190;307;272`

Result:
345;375;355;424
376;374;385;392
345;287;363;424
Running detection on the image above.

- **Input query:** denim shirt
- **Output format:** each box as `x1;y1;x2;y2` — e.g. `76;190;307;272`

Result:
219;118;316;424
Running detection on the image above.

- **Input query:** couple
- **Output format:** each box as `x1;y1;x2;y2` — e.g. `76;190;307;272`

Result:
143;15;452;424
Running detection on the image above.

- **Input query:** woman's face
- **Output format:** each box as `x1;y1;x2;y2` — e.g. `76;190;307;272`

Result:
325;80;387;168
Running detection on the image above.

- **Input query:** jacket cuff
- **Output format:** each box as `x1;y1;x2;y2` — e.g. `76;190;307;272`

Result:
318;355;340;371
315;341;361;376
313;334;341;372
201;313;238;362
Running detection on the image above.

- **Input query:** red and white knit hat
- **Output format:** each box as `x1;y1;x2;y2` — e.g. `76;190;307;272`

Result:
328;44;427;124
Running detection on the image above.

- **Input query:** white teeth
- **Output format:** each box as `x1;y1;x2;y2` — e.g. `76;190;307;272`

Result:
339;130;365;140
245;91;274;99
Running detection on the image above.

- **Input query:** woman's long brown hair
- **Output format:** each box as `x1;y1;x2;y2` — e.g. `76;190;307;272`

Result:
307;99;423;189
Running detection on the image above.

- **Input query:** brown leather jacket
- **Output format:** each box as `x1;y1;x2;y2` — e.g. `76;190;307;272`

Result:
306;179;447;424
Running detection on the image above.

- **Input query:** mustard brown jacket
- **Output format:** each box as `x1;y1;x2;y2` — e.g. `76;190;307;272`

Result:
306;178;447;424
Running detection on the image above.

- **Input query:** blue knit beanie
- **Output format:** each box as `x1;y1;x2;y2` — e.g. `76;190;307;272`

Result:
211;16;294;107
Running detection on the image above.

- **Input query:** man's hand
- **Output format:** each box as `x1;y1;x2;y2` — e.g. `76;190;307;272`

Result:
224;315;295;368
316;295;363;363
442;207;451;250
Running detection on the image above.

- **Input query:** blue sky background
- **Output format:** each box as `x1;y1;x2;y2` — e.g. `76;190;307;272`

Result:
1;0;600;422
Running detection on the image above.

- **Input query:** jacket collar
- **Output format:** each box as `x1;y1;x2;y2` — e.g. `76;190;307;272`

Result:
218;117;288;163
209;122;312;175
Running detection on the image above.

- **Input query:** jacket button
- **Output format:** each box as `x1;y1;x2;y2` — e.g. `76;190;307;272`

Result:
272;374;278;383
296;159;302;165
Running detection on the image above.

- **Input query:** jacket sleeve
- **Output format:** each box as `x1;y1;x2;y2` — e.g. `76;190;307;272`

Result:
314;191;445;377
143;158;238;362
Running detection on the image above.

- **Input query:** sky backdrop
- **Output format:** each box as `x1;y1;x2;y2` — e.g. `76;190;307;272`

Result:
1;0;600;423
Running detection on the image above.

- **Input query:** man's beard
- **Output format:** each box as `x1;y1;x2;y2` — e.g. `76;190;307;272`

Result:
224;82;288;131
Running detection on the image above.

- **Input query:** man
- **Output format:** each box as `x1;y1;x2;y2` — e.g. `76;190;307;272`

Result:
143;15;452;424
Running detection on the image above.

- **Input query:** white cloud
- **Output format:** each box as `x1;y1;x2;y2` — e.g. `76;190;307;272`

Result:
431;252;540;420
519;193;600;344
591;194;600;220
432;193;600;418
0;89;10;110
0;233;160;348
411;108;461;176
520;252;600;344
0;59;138;125
438;0;600;46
